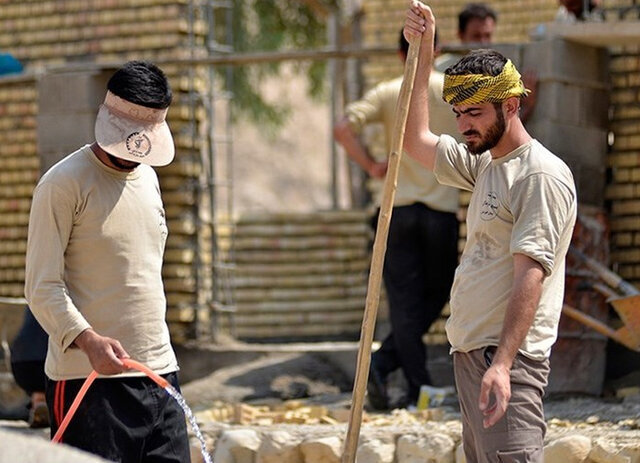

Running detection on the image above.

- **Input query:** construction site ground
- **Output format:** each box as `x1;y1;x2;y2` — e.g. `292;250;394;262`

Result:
2;342;640;463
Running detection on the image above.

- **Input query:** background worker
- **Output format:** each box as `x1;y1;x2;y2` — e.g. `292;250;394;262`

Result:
9;307;49;428
434;2;497;72
403;2;577;461
25;61;191;462
555;0;604;22
334;30;460;410
436;2;538;122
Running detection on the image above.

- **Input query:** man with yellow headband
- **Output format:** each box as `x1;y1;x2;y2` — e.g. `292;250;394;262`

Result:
403;2;577;462
25;61;190;462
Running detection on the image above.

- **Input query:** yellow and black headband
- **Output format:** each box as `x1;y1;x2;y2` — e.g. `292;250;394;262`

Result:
442;60;530;105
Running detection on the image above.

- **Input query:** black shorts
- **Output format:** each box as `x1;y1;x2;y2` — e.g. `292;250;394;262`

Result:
46;372;191;463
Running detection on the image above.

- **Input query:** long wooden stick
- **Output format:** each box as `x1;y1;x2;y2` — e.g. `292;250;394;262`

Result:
341;35;422;463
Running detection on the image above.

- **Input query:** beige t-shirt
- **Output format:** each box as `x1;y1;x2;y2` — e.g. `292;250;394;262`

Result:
345;72;460;213
25;145;178;380
434;135;577;360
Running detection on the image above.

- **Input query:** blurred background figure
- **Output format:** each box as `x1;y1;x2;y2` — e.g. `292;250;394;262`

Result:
9;308;49;428
434;2;497;72
556;0;605;22
334;30;460;410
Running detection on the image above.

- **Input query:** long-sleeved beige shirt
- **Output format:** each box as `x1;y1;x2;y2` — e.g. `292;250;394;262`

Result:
25;145;178;380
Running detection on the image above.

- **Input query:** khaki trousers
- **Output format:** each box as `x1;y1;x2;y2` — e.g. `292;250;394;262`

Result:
453;347;550;463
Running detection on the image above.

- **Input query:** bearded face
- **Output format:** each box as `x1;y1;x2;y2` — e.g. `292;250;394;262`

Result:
453;102;506;155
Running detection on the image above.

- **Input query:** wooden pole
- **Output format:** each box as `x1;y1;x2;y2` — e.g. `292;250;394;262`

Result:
341;35;422;463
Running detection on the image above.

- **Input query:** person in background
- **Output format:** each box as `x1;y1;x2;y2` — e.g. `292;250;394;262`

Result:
556;0;604;22
436;3;538;129
25;61;190;462
434;2;497;72
334;30;460;410
9;308;49;428
403;2;577;461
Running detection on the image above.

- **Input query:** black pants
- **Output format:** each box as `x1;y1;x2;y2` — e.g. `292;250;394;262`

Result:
372;203;458;402
46;372;191;463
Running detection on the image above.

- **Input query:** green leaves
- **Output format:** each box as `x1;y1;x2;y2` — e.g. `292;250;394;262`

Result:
223;0;335;130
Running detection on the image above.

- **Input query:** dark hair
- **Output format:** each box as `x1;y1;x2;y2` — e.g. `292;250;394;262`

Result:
458;3;497;33
445;49;507;77
398;28;439;57
107;60;172;109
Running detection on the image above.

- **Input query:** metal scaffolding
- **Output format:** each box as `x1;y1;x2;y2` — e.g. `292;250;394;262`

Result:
203;0;237;341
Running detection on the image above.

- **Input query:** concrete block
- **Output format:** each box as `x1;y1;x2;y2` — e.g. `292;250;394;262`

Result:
300;436;342;463
490;43;523;69
37;111;96;148
549;335;606;395
522;39;609;85
356;439;395;463
528;81;609;128
526;120;608;167
257;430;303;463
524;120;608;206
543;434;592;463
37;70;110;112
396;433;455;463
213;429;261;463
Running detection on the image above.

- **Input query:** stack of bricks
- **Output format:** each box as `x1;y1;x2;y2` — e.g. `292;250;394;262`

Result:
217;210;373;340
0;76;38;297
0;0;210;341
607;45;640;285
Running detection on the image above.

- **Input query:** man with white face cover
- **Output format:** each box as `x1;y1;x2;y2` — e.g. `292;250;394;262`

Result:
25;60;190;463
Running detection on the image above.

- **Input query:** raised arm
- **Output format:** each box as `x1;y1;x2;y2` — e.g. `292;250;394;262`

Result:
403;1;441;170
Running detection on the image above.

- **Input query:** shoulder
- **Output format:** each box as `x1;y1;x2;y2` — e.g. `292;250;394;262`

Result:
516;141;576;192
374;76;403;98
38;147;91;188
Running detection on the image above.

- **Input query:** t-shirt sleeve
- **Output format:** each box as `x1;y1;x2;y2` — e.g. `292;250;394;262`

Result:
509;173;576;276
24;181;92;352
434;134;483;192
345;84;384;134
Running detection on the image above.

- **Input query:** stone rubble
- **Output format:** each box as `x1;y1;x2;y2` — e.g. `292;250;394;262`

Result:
183;395;640;463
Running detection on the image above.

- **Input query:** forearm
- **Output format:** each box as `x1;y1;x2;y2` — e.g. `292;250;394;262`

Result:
404;37;433;157
403;1;440;170
334;118;378;174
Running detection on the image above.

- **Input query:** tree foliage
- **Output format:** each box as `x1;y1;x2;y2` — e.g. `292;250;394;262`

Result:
219;0;337;129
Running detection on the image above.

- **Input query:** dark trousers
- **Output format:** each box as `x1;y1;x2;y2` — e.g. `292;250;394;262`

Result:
46;372;191;463
372;203;458;402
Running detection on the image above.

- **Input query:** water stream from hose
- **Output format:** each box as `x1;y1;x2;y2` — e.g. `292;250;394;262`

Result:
164;384;213;463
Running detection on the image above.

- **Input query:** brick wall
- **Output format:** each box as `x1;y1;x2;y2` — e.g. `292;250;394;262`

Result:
607;45;640;284
0;0;209;341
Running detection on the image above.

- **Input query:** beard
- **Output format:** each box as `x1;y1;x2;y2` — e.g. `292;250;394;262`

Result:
464;107;506;155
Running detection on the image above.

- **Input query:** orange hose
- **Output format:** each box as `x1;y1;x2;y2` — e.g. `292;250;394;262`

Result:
52;359;170;444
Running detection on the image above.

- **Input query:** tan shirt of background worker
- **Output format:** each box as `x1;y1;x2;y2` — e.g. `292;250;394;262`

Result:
342;71;460;212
